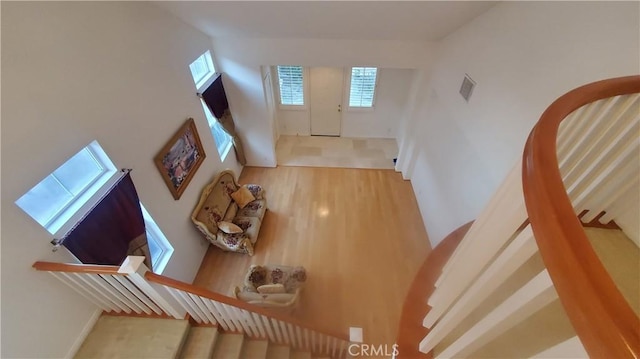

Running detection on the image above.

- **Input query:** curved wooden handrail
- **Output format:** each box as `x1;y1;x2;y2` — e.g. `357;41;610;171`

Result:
32;261;121;275
396;221;474;359
522;75;640;358
144;271;350;342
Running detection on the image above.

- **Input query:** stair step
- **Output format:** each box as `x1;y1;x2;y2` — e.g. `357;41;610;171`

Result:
75;315;190;359
266;344;291;359
241;339;269;359
212;333;244;359
290;350;312;359
179;326;219;359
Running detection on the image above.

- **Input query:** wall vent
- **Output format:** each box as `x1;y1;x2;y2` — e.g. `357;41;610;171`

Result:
459;74;476;102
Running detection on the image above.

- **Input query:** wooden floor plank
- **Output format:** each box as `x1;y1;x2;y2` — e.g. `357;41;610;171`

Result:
193;166;431;347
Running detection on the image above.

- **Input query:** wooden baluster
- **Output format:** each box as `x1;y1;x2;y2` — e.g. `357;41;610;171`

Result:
421;225;538;353
425;163;527;328
434;270;557;358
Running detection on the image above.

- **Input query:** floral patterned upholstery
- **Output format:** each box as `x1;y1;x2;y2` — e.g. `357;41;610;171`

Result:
245;184;265;200
191;170;267;256
232;216;261;245
234;264;307;310
237;199;267;219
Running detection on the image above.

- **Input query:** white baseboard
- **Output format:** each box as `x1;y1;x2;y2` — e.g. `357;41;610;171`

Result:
65;308;102;359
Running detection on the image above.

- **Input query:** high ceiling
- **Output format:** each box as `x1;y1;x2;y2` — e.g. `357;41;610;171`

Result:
155;1;498;41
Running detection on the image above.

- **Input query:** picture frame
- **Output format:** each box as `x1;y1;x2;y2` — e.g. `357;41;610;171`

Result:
154;118;206;200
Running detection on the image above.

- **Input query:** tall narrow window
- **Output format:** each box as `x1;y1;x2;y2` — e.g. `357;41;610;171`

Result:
16;141;173;274
277;65;304;106
189;50;231;161
189;51;232;160
140;204;173;274
349;67;378;108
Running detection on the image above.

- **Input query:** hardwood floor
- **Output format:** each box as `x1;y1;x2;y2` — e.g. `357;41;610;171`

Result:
193;166;431;348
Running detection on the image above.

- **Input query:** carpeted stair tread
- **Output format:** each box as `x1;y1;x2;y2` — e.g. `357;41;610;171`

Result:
74;315;190;359
211;333;244;359
266;344;291;359
179;326;218;359
290;350;312;359
240;339;269;358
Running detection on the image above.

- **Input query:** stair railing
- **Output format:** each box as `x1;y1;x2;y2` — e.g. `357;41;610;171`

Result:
522;76;640;358
397;76;639;358
32;256;183;318
144;271;349;358
33;256;350;358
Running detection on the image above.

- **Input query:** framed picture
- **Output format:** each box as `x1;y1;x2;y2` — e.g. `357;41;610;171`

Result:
154;118;206;200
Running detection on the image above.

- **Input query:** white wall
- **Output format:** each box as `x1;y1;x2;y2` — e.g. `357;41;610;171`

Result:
397;1;640;247
1;2;239;357
395;69;429;180
277;109;311;136
274;66;311;136
275;68;416;138
342;68;416;138
212;38;436;165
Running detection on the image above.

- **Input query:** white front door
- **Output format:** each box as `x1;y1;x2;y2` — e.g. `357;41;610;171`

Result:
310;67;343;136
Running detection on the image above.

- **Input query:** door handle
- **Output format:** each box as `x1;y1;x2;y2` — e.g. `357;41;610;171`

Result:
338;104;341;113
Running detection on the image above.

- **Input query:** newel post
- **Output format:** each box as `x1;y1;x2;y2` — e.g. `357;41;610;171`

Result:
118;256;183;319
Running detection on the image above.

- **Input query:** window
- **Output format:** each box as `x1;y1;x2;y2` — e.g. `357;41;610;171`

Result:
349;67;378;108
189;51;232;160
189;50;216;89
140;204;174;274
16;141;173;274
200;101;232;159
16;141;117;234
277;65;304;106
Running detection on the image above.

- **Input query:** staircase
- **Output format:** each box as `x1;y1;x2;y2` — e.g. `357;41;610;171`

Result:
37;76;640;358
396;76;640;358
75;315;333;359
33;257;350;358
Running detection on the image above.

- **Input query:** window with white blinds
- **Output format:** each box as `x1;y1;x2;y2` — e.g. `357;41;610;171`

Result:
189;50;215;89
277;65;304;106
349;67;378;108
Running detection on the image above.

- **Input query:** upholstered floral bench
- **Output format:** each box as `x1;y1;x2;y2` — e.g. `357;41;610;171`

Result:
234;264;307;310
191;170;266;256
